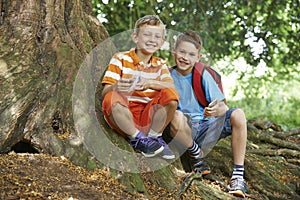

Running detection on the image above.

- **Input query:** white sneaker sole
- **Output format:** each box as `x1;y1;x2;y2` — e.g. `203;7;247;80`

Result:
141;146;164;157
161;154;175;160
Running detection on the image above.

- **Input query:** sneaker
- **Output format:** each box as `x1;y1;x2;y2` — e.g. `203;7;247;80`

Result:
229;178;247;198
130;132;164;157
192;159;211;175
155;136;175;160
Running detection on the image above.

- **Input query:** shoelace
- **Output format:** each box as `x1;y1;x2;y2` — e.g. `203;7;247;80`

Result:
230;178;246;189
136;137;157;147
155;137;167;147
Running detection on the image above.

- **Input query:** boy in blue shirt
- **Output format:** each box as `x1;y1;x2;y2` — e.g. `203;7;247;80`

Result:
168;30;248;198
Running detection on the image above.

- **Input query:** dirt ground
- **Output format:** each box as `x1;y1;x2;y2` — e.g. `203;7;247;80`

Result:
2;152;289;200
0;153;228;200
0;153;148;200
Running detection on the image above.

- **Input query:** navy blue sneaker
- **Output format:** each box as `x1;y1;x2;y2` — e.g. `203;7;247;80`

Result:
229;178;247;198
192;159;211;175
130;132;164;157
156;136;175;160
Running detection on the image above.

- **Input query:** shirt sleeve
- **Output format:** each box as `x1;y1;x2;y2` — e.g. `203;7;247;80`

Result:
101;54;122;85
202;70;225;103
160;63;174;82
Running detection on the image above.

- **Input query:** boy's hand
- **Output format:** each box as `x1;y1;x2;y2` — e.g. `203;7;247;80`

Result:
135;77;150;91
114;78;135;92
204;99;218;118
208;99;218;108
128;76;144;92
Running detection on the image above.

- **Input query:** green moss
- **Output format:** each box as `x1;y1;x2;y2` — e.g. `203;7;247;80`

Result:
86;158;99;170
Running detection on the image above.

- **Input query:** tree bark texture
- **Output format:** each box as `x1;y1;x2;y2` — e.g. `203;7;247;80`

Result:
0;0;178;196
0;0;111;177
0;0;107;153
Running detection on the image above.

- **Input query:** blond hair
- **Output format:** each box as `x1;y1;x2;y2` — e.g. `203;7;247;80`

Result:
134;15;165;35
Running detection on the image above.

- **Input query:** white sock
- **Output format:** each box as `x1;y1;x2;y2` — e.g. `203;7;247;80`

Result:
148;129;162;138
128;129;140;140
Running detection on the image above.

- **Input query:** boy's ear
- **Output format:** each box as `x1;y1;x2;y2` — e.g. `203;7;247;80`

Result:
132;32;138;43
198;53;202;61
171;48;176;56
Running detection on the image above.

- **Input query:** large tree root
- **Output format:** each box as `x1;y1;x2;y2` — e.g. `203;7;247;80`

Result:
247;148;300;158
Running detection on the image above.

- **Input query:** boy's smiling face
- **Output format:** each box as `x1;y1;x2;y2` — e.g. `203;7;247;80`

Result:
172;41;201;76
132;24;165;56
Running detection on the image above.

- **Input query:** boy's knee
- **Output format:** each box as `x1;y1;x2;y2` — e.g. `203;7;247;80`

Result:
171;111;190;134
167;100;178;110
172;110;184;123
175;110;186;120
231;108;246;125
102;91;128;116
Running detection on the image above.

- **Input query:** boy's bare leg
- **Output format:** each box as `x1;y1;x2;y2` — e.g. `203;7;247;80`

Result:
231;109;247;165
109;103;138;136
229;109;247;197
109;103;165;157
148;100;178;159
150;100;178;133
170;111;193;148
109;100;178;136
170;110;208;174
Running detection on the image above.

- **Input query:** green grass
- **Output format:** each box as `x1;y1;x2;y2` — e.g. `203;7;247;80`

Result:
228;96;300;130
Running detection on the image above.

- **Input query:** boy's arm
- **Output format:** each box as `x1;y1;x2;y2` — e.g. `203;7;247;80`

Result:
101;83;114;98
215;101;229;116
135;78;175;91
201;69;227;118
135;62;175;91
102;78;136;97
204;100;228;118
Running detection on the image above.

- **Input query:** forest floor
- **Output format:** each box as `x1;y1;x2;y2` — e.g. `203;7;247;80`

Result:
0;153;148;200
1;120;299;199
1;151;296;200
0;152;244;200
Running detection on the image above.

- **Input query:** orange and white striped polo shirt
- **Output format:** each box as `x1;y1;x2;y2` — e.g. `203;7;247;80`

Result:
102;48;174;103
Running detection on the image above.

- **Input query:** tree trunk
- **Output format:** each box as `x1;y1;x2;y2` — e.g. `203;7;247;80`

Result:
0;0;178;196
0;0;107;153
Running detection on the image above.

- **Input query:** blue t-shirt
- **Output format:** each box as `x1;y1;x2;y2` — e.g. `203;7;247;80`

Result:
171;68;225;122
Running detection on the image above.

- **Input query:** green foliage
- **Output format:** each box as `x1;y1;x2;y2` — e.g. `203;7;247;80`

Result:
92;0;299;96
91;0;300;127
228;93;300;130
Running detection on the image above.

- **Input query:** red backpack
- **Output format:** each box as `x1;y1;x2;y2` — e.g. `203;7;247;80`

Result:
191;62;226;107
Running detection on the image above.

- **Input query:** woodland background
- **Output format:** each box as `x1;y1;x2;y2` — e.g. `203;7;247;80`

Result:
93;0;300;130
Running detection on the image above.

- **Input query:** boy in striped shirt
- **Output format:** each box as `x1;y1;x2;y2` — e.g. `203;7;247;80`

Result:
101;15;179;159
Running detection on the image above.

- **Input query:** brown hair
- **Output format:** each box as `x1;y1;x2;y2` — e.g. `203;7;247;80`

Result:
174;30;203;51
134;15;165;35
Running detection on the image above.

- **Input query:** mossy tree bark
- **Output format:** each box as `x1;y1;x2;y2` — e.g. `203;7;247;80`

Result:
0;0;107;153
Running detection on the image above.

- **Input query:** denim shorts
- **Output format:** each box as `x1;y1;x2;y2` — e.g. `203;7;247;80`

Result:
190;108;236;148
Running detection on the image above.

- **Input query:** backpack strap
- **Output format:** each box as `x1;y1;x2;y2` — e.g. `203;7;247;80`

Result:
173;63;225;107
205;66;223;93
203;65;226;104
192;62;208;107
